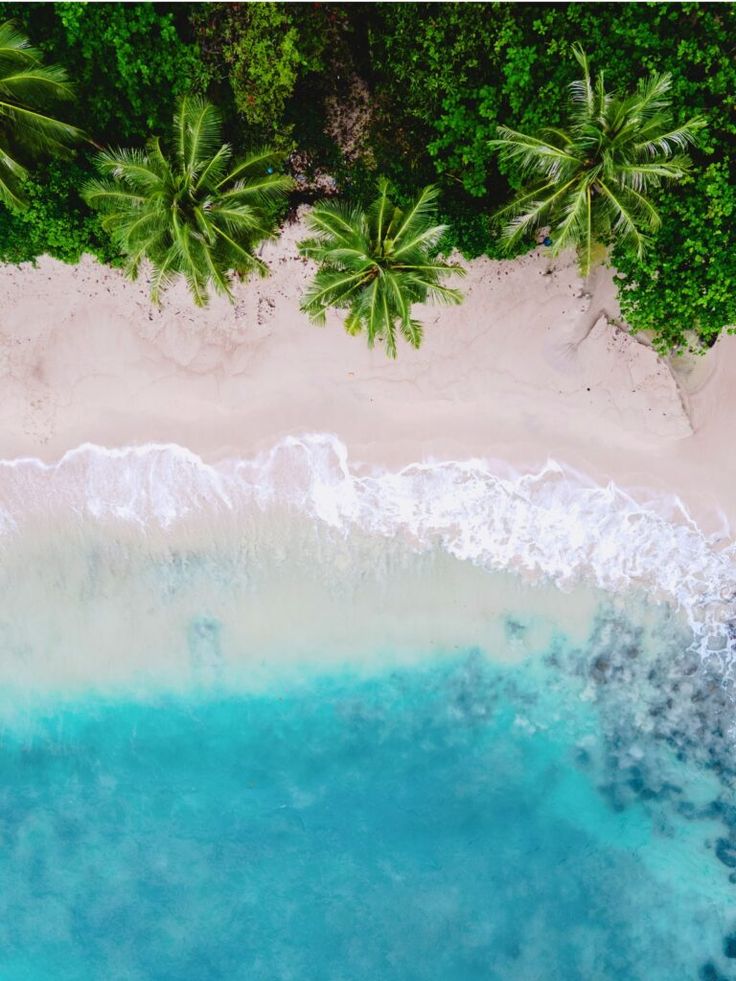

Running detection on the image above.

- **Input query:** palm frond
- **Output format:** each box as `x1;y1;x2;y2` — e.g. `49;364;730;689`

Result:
85;95;289;306
94;147;163;190
357;277;383;348
569;43;594;117
174;95;222;174
301;269;369;317
634;118;706;157
299;180;464;356
596;180;648;257
367;176;393;245
492;126;579;179
0;22;81;209
421;283;465;306
392;219;447;259
632;72;673;120
81;179;147;209
149;247;179;305
384;269;410;331
194;142;231;190
497;178;579;248
616;158;691;191
219;172;294;205
402;319;424;349
390;184;441;245
0;99;82;149
395;261;466;278
301;203;368;250
221;147;289;187
212;224;269;277
489;47;701;268
0;146;26;208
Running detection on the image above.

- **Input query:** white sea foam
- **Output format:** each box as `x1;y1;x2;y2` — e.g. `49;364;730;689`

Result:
0;433;734;663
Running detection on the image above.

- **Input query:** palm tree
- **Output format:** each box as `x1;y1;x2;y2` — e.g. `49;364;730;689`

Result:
83;96;293;306
0;20;82;209
489;45;705;275
298;180;464;358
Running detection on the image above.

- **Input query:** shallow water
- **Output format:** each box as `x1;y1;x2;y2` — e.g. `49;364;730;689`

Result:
1;437;736;980
1;644;734;980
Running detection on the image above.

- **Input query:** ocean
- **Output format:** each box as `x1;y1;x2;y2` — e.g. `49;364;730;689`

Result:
0;435;734;980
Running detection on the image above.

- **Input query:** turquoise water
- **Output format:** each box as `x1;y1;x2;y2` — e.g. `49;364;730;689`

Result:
2;439;736;980
1;644;734;981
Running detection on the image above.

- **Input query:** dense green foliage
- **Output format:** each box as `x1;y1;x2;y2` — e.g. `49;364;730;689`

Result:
0;2;733;351
0;159;113;263
84;97;292;306
0;20;81;208
191;3;338;141
0;1;203;261
490;46;703;276
614;158;736;353
0;2;202;141
365;3;736;348
299;180;464;357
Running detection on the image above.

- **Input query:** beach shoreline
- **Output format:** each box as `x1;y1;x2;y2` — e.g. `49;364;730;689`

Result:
1;216;735;539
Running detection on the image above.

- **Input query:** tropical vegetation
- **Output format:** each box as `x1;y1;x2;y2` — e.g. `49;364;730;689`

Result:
299;180;464;357
83;96;292;306
489;45;704;276
0;19;81;209
0;2;733;353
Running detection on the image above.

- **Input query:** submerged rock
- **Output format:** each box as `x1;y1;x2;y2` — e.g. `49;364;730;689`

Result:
724;931;736;958
700;963;729;981
715;838;736;869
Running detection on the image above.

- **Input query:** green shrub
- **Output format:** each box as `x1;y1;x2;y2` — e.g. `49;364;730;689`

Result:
0;2;204;141
365;2;736;348
0;159;116;266
0;2;204;263
191;2;336;141
614;160;736;354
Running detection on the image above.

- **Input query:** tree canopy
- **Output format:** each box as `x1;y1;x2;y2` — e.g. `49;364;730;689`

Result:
299;179;464;357
83;96;292;306
0;19;81;208
490;46;704;275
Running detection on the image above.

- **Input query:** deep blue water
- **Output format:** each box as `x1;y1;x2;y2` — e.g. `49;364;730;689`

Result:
1;649;734;981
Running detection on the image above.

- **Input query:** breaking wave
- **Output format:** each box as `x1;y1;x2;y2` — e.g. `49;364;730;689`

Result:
0;433;734;662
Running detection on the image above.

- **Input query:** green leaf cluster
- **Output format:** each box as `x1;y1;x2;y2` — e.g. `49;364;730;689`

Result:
191;3;336;141
0;159;115;265
366;2;736;349
83;97;293;307
0;1;204;264
0;2;203;141
299;180;464;357
0;19;82;208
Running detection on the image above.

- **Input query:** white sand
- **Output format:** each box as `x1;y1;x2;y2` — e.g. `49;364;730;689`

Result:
0;215;734;534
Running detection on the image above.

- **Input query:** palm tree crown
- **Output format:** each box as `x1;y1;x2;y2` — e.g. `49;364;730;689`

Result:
490;45;705;274
83;96;293;306
298;180;464;358
0;20;82;209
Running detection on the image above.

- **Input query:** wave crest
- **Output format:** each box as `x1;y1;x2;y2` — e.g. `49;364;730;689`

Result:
1;434;734;661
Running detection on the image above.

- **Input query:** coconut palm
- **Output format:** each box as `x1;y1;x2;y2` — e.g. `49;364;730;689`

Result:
489;45;705;275
0;20;82;209
298;180;464;358
83;96;293;306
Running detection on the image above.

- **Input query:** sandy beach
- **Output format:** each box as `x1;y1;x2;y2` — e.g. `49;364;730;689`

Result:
0;214;734;535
